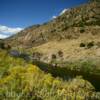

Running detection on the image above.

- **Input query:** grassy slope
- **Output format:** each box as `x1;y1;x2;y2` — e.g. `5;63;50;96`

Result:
0;50;100;100
5;1;100;65
5;1;100;48
0;1;100;99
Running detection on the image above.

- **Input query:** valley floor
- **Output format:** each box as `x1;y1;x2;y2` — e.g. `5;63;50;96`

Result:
0;49;100;100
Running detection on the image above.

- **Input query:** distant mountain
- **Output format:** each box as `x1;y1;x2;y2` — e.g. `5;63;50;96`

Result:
5;1;100;48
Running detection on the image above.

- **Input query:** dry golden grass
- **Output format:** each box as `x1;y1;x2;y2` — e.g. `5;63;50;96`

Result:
32;33;100;61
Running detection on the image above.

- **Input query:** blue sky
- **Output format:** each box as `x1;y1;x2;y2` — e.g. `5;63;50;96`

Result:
0;0;88;38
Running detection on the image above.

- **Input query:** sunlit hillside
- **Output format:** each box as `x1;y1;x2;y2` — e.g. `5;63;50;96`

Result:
0;0;100;100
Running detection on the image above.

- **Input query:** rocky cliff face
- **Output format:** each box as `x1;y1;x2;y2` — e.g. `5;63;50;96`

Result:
2;0;99;63
4;1;100;48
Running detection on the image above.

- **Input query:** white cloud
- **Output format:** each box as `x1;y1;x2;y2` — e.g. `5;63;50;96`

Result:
52;16;57;19
52;8;69;19
59;8;69;15
0;34;8;39
0;25;23;39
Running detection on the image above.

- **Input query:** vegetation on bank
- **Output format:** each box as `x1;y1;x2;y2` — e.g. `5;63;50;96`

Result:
0;50;100;100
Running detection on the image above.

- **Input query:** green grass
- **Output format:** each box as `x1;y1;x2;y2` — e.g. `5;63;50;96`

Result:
0;50;100;100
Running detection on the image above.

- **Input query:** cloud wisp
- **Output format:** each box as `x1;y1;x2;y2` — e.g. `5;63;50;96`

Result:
59;8;69;15
0;25;23;39
52;16;57;19
52;8;69;19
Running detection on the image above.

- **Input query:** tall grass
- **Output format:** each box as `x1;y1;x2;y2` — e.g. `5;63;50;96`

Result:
0;50;100;100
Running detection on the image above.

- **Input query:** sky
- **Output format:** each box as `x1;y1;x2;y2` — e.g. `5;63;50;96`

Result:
0;0;88;39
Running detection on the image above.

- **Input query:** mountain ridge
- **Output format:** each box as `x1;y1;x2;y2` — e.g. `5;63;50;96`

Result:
2;0;100;63
4;1;99;48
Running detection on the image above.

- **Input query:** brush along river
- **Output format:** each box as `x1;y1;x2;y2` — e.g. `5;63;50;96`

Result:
9;51;100;91
32;60;100;92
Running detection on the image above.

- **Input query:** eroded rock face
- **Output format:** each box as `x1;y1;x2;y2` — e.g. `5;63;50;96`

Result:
9;50;20;57
4;1;100;48
9;50;31;61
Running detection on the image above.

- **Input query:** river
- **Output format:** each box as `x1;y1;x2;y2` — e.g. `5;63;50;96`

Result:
32;60;100;92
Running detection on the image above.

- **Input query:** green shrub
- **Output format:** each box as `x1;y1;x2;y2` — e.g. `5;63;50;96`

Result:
0;64;99;100
96;42;100;48
80;61;96;73
80;43;86;47
0;42;11;50
87;41;94;49
51;54;57;59
0;50;100;100
0;42;5;49
58;50;63;57
80;27;85;33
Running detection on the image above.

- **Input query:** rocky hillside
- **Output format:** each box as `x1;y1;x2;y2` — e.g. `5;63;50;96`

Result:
5;0;100;48
2;0;99;63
